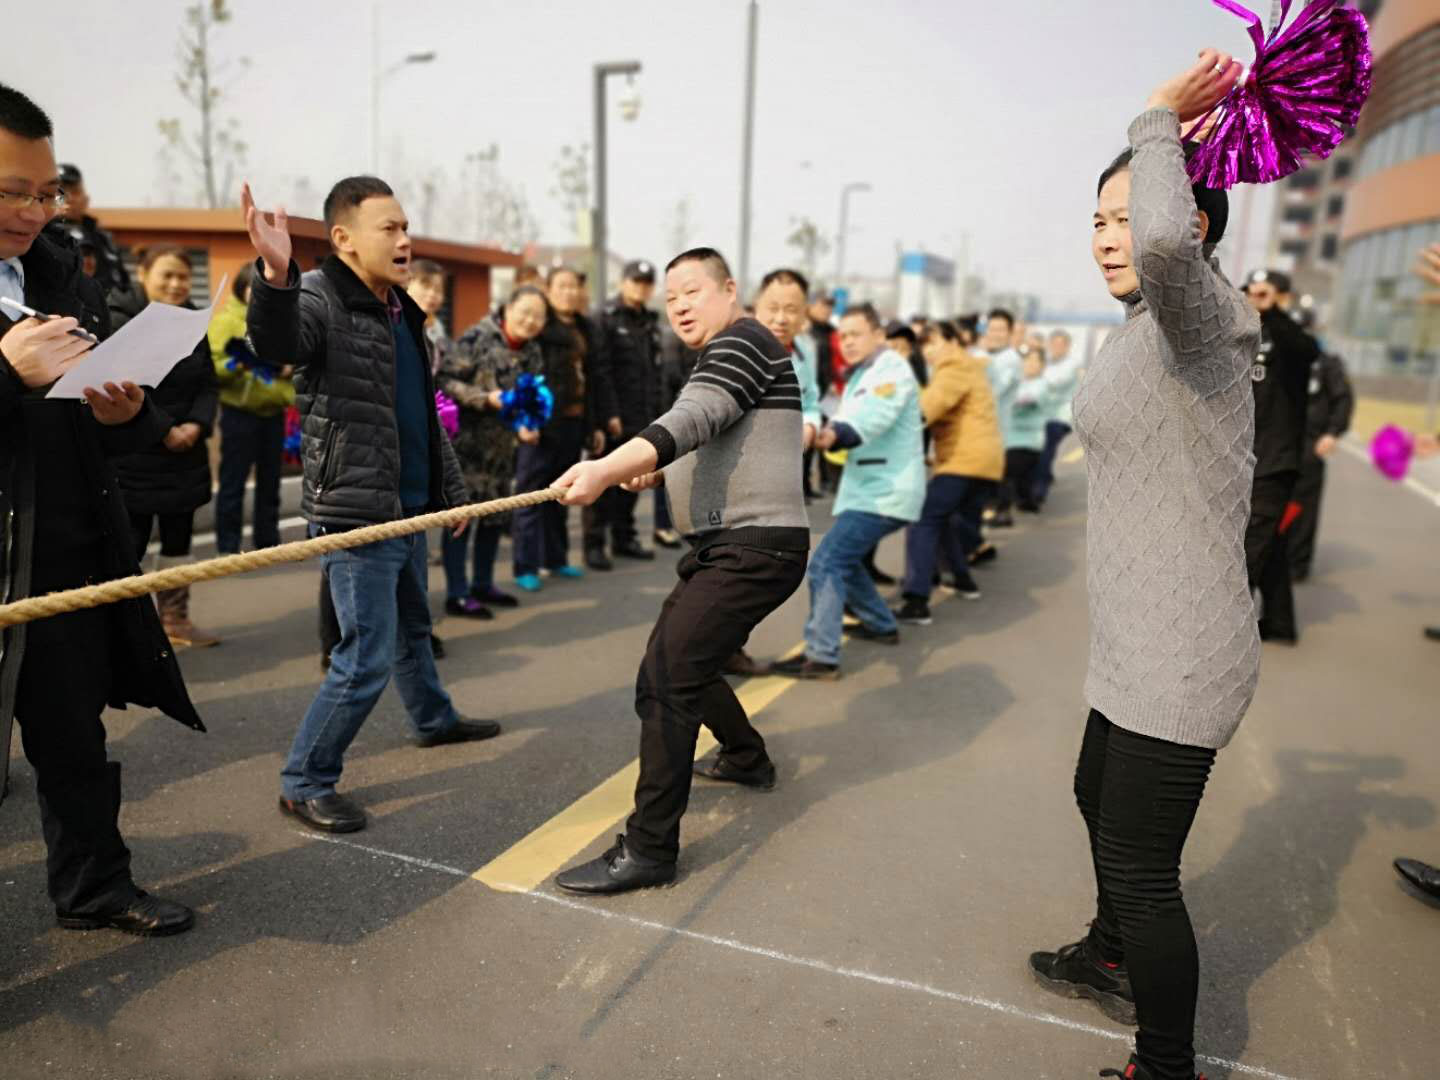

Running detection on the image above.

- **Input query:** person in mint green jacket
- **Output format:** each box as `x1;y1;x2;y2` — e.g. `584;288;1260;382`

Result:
1031;329;1084;507
210;264;296;553
1001;350;1055;517
770;302;924;679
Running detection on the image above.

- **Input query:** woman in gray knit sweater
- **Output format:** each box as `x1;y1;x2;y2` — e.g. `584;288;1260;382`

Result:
1027;51;1260;1080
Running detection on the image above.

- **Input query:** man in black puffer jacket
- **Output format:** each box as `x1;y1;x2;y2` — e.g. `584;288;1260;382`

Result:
0;83;202;938
243;176;500;836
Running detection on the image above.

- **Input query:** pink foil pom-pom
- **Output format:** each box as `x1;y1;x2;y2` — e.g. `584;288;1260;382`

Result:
1184;0;1372;189
1370;424;1414;482
435;391;460;441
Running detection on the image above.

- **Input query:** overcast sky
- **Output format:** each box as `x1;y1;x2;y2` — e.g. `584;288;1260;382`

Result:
14;0;1277;313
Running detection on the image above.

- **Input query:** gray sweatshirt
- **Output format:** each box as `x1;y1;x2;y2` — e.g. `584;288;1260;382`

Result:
1071;107;1261;750
639;317;810;551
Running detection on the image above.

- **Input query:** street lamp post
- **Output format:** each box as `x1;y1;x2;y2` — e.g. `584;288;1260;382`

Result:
370;5;436;175
737;0;759;299
592;60;642;307
834;182;872;294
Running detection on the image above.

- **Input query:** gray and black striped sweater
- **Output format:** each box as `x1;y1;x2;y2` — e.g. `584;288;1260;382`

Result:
638;317;809;551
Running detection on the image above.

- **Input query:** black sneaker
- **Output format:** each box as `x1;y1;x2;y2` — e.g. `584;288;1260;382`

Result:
445;597;494;620
585;546;614;571
943;570;982;600
848;622;900;645
1100;1054;1208;1079
767;655;841;680
895;596;932;625
555;835;676;895
1029;937;1136;1025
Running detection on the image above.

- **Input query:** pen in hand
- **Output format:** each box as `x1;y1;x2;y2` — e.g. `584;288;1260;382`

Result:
0;296;100;344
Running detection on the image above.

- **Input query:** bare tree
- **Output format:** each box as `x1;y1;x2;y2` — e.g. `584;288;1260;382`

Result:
786;217;831;282
158;0;250;208
549;144;591;242
468;149;539;252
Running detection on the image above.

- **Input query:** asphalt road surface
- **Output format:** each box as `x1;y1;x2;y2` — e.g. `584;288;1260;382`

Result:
3;440;1437;1080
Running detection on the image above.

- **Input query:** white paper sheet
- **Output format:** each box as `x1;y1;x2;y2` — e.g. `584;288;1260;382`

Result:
46;276;229;399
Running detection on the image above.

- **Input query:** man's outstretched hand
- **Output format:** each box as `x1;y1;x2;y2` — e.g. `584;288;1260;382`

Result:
241;182;292;284
554;460;614;506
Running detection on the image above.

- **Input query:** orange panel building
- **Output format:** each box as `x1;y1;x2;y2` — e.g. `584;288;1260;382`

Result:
93;208;521;333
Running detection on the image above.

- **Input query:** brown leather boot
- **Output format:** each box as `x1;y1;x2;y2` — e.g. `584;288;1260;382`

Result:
159;584;219;648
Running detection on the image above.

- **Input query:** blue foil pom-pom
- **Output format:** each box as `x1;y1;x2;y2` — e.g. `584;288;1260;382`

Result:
500;373;555;432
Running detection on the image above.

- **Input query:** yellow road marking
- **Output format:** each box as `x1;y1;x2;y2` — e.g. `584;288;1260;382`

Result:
1060;447;1084;465
472;672;799;893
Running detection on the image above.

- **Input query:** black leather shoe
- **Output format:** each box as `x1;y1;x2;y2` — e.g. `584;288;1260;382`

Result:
57;891;195;937
694;755;776;791
613;540;655;561
585;546;613;571
1395;857;1440;901
416;717;502;748
849;622;900;645
722;649;761;676
555;835;677;895
767;655;841;680
279;792;367;833
1028;937;1136;1025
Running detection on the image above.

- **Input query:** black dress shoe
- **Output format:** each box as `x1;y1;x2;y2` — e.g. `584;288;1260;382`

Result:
694;755;776;791
722;649;761;676
613;540;655;561
279;792;367;833
1028;937;1136;1025
57;891;195;937
849;622;900;645
555;835;676;895
1395;857;1440;901
585;546;613;571
416;717;502;748
767;655;841;680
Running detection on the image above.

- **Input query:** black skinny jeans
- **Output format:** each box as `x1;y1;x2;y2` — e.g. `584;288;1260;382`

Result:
1075;710;1215;1080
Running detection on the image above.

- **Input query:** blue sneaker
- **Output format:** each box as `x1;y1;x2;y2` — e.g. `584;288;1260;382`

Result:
514;574;543;592
552;565;585;580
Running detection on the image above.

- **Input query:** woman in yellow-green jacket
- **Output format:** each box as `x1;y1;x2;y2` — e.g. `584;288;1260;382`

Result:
209;264;295;553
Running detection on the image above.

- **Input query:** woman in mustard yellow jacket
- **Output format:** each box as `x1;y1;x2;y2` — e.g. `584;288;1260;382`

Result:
896;321;1004;624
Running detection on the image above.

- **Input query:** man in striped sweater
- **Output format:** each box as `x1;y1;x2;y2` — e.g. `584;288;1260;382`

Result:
552;247;809;895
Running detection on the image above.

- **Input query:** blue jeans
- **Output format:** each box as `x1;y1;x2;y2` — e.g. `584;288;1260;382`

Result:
903;475;989;599
282;532;458;800
442;522;502;600
804;510;905;665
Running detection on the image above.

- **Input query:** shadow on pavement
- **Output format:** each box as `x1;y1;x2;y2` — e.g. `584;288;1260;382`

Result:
1189;750;1435;1077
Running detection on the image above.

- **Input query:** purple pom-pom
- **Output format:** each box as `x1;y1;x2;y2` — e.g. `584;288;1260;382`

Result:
1370;424;1413;482
1184;0;1372;189
435;391;460;441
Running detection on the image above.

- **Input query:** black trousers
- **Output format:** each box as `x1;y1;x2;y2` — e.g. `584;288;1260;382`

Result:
1246;470;1298;637
1075;710;1216;1080
216;405;285;553
582;434;640;550
129;510;195;559
625;543;807;862
513;417;586;574
998;448;1041;512
14;603;136;915
1287;452;1326;578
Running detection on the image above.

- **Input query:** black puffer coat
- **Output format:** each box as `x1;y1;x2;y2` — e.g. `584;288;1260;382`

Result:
245;255;465;531
108;289;218;515
1;235;204;807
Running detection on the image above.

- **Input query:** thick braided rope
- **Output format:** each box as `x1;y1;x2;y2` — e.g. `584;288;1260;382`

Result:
0;487;563;630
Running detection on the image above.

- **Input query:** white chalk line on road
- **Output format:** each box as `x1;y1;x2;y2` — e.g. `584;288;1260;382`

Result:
300;832;1304;1080
1339;438;1440;507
